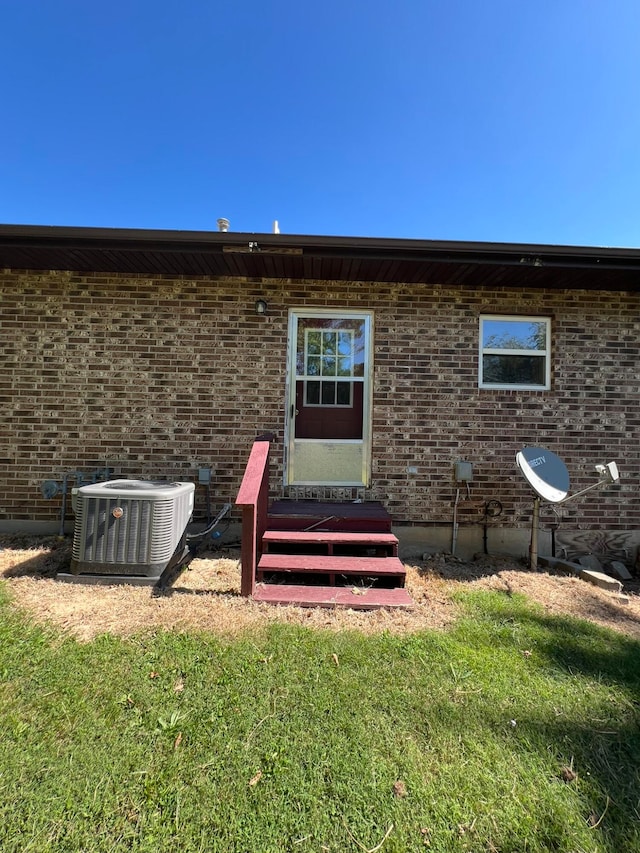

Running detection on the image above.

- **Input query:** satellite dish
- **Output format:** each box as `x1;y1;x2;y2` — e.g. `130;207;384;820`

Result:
516;446;620;571
516;447;570;504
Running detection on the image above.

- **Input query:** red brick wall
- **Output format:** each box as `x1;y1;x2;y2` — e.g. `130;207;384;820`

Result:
368;283;638;539
1;269;638;538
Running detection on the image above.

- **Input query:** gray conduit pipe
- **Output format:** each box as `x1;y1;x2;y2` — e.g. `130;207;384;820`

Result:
58;475;69;538
451;488;460;555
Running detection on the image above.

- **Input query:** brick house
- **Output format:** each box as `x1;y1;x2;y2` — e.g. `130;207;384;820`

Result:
1;224;638;563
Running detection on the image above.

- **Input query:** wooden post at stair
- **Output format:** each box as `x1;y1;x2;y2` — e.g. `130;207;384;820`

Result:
235;438;271;597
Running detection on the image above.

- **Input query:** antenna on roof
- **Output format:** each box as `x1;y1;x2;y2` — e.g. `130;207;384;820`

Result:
217;218;230;232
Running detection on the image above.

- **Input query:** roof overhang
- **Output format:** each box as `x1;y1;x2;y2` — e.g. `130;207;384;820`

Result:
1;223;639;291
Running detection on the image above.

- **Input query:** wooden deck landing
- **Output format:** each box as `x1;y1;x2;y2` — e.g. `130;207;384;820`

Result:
267;500;393;532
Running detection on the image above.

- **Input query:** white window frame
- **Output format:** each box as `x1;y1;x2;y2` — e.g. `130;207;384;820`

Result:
479;315;551;390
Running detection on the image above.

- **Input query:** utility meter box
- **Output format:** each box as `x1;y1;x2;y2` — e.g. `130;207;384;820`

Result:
454;461;473;482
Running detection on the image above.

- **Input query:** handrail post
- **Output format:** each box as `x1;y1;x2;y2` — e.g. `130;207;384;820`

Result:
235;440;271;597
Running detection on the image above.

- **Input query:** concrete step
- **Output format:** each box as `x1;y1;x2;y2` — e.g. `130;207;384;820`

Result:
579;569;623;593
252;583;414;610
538;556;624;593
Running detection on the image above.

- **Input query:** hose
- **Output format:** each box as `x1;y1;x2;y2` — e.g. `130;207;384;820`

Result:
186;503;232;544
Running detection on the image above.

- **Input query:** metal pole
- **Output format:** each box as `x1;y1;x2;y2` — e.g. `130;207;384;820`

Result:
451;487;460;555
59;475;69;538
530;496;540;571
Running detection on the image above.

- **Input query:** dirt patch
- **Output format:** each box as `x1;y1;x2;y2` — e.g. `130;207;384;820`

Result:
1;536;639;642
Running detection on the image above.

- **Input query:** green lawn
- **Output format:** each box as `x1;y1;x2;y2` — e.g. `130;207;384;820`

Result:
1;583;639;852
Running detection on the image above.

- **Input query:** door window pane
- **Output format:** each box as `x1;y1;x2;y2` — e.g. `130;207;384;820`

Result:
306;356;320;376
307;330;321;354
336;381;352;405
298;320;363;406
323;356;336;376
321;382;336;405
338;357;351;377
291;312;369;447
298;320;364;378
322;331;337;355
306;381;320;404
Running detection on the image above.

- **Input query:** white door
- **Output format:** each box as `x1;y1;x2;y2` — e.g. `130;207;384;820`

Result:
286;309;373;486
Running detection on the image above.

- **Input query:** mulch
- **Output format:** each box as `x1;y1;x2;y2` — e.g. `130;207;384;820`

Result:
1;535;638;642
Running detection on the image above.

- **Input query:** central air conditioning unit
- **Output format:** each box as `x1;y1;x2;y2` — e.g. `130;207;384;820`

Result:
69;480;195;583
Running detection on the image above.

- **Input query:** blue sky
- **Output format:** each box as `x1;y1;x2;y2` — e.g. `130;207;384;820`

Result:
2;1;639;246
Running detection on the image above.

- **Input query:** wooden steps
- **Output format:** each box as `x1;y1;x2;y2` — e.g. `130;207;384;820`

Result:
253;501;412;610
236;443;412;609
261;529;399;556
252;583;414;610
257;554;405;584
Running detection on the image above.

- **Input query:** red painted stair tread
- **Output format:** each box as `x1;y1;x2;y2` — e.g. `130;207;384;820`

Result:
253;583;414;610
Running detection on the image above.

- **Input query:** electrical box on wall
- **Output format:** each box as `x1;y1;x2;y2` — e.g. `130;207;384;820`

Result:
454;461;473;482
